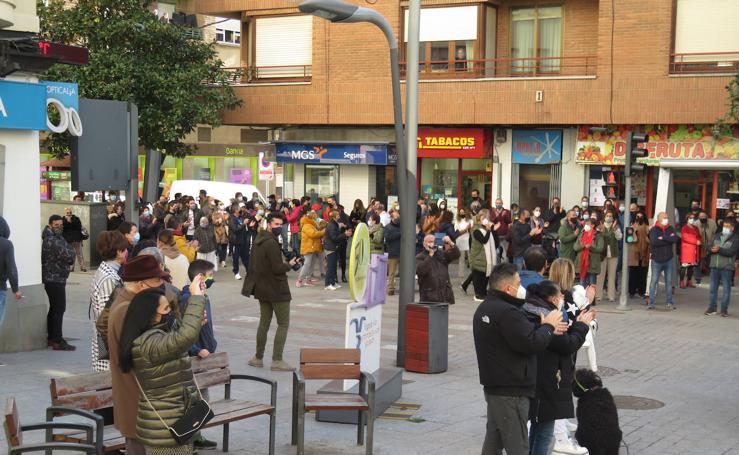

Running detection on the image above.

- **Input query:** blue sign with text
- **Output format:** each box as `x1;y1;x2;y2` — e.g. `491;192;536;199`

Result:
43;81;79;111
276;143;388;165
0;80;48;131
512;130;563;164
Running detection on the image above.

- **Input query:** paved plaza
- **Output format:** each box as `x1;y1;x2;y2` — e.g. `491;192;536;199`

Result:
2;267;739;455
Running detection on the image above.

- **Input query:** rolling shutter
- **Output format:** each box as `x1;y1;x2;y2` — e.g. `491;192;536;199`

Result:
255;15;313;78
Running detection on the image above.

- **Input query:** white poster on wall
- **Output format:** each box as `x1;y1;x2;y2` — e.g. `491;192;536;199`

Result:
589;178;606;206
343;303;382;391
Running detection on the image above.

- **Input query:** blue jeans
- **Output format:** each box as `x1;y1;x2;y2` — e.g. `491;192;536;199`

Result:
514;256;525;270
325;251;338;286
291;232;301;255
580;273;597;287
232;243;250;275
649;259;674;307
529;420;555;455
709;268;733;313
0;289;6;327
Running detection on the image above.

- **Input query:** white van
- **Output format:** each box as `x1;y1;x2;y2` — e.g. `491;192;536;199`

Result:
167;180;267;206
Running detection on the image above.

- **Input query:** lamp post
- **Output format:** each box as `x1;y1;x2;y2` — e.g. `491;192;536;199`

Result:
299;0;420;367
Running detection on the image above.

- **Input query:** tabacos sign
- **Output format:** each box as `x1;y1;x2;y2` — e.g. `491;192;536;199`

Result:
417;127;490;158
576;125;739;165
275;143;388;165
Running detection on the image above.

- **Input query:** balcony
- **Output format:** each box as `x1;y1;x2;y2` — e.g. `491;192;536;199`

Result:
399;55;597;80
222;65;312;84
669;52;739;75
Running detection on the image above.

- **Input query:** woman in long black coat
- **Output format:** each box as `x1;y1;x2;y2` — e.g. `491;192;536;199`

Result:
62;208;86;272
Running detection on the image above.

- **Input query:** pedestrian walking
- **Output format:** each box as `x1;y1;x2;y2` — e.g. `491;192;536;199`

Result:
705;219;739;317
243;213;299;371
42;215;76;351
647;212;680;310
62;208;87;272
89;230;129;372
473;263;566;455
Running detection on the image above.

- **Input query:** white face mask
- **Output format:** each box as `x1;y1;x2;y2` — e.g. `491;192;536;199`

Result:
661;218;669;226
582;214;590;220
516;285;527;300
723;227;732;236
581;201;589;208
583;224;593;232
533;210;541;217
557;298;565;310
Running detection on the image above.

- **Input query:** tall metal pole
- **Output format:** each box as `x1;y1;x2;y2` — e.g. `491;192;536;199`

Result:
618;132;632;311
397;0;420;366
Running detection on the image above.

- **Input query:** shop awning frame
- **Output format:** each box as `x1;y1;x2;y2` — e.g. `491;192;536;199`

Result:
657;159;739;170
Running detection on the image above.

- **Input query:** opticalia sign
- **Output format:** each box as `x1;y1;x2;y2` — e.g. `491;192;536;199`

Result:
576;125;739;165
417;127;491;158
275;143;388;165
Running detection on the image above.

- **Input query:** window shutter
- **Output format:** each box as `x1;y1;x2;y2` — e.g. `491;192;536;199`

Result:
255;16;313;78
404;6;478;42
675;0;739;61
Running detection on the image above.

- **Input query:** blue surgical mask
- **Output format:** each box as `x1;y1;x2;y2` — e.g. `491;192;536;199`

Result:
133;232;140;244
271;227;282;237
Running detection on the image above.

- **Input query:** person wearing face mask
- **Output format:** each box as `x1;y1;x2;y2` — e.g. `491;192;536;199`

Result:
512;210;541;269
595;213;623;302
184;199;203;241
694;211;717;285
572;205;582;220
627;212;650;298
705;219;739;317
580;197;590;210
558;210;581;263
384;209;401;295
473;263;568;455
679;214;702;289
454;208;472;279
211;212;229;269
42;215;76;351
647;212;680;310
90;231;130;371
138;207;156;239
62;207;87;272
194;216;218;271
490;199;512;262
542;197;566;235
573;219;605;287
118;275;207;455
522;280;594;455
324;210;353;290
368;213;385;254
688;198;702;217
243;213;300;371
108;202;126;231
416;234;460;304
296;211;326;288
530;207;545;245
467;211;498;302
118;221;140;256
157;229;191;289
106;254;173;455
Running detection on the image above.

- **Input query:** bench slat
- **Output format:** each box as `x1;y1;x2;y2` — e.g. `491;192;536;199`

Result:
210;399;269;416
194;368;231;389
51;372;112;399
301;364;361;380
300;348;360;364
205;405;274;427
191;352;229;373
55;425;124;451
52;389;114;411
304;394;368;411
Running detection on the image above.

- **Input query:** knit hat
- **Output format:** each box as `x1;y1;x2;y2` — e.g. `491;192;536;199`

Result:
121;255;170;282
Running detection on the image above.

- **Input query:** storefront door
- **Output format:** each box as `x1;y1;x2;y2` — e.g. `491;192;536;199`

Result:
461;171;491;208
673;170;710;221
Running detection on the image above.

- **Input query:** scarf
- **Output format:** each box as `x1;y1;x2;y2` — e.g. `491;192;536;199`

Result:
478;227;497;277
579;229;595;278
160;243;181;260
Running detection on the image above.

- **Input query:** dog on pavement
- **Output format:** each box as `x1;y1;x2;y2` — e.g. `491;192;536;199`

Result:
572;369;623;455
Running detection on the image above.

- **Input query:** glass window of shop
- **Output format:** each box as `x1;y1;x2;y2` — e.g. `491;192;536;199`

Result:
182;157;211;180
375;166;397;206
223;157;255;184
305;165;339;201
518;164;550;211
420;158;458;200
718;170;739;217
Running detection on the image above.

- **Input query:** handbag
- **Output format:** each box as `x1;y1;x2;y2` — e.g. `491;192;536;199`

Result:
81;227;90;241
134;374;214;445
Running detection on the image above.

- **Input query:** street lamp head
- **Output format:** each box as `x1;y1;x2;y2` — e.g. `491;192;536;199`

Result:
298;0;359;22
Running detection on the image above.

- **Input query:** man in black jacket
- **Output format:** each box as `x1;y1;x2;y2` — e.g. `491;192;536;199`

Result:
511;210;541;269
0;216;22;337
384;209;401;295
647;211;680;310
242;213;299;371
473;263;566;455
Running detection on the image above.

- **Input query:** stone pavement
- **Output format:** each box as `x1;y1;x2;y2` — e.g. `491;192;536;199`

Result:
1;266;739;455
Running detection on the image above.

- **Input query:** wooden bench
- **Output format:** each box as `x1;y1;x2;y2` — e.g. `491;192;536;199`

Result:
49;352;276;454
292;348;376;455
4;397;96;454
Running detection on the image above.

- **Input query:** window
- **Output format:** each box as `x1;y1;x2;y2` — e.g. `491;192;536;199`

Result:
305;165;339;201
214;18;241;45
420;159;458;199
197;127;212;142
255;16;313;79
672;0;739;72
511;6;562;74
404;6;478;74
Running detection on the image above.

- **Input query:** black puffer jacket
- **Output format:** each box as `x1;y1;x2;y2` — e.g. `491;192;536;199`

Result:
523;294;589;422
41;226;74;284
62;215;84;243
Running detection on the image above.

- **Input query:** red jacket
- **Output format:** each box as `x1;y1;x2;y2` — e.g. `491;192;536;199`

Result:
680;224;701;264
490;209;512;237
286;206;303;234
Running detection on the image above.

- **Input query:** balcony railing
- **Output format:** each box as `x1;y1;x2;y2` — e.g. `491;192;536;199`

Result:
222;65;312;84
670;51;739;74
400;55;597;79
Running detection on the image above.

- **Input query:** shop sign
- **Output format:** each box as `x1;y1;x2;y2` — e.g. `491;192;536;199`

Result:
511;130;562;164
576;125;739;165
258;151;275;181
417;127;489;158
275;143;388;165
0;80;48;131
43;81;82;136
42;170;72;180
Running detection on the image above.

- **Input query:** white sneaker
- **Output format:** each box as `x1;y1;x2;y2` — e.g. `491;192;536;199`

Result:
325;285;337;291
553;438;588;455
473;296;484;303
235;273;242;280
333;284;342;289
566;420;578;432
220;261;226;268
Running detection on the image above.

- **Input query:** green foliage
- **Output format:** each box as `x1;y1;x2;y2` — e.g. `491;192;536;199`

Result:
715;73;739;137
38;0;241;158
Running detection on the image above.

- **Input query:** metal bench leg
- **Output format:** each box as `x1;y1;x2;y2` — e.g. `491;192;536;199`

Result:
296;392;305;455
269;409;276;455
222;422;229;453
366;409;374;455
357;410;364;445
291;374;298;446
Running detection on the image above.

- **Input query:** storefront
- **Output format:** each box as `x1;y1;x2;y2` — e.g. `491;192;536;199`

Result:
577;125;739;220
510;129;563;211
417;127;493;208
275;141;391;205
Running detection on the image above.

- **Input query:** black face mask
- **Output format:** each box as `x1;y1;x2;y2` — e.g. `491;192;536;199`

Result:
525;217;531;223
700;218;707;224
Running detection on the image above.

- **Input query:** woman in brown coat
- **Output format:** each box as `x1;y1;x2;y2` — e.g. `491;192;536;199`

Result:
627;212;650;297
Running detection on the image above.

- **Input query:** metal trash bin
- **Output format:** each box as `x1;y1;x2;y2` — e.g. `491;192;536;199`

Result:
404;302;448;374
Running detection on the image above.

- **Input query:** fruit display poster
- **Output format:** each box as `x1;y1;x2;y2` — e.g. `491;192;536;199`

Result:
576;125;739;165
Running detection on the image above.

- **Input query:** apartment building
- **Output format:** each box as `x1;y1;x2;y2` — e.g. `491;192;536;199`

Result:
184;0;739;219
